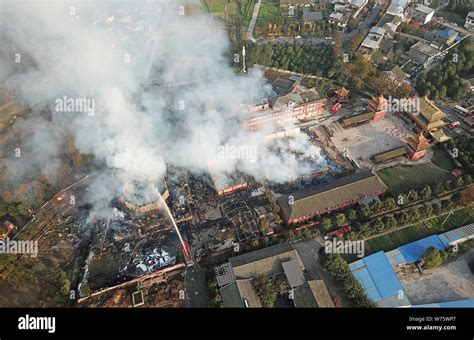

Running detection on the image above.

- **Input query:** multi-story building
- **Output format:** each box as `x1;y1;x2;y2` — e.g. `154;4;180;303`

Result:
465;11;474;31
411;4;434;25
241;88;327;129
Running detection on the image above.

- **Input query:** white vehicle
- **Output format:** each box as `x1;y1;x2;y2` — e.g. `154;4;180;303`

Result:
324;36;333;40
295;35;301;39
454;105;470;117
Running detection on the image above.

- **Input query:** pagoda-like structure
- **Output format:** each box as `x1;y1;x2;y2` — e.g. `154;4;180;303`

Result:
333;86;351;103
368;94;388;121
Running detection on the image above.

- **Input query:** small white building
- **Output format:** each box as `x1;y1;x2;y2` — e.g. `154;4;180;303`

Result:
386;0;410;19
411;4;434;25
361;26;386;50
465;11;474;32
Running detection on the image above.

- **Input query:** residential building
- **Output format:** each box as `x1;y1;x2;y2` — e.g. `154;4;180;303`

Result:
411;4;434;25
386;0;410;19
464;11;474;31
361;26;386;50
303;10;323;23
433;28;458;46
408;41;440;65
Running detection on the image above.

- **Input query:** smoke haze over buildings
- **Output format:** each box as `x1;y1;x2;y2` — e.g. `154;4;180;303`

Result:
0;0;327;212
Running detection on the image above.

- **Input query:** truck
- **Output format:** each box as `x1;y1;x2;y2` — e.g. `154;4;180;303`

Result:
331;102;342;114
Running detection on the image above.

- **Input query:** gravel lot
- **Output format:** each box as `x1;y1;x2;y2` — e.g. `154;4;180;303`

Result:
331;114;414;168
400;251;474;305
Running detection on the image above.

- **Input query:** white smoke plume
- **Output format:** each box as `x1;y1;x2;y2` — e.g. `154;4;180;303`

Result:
0;0;327;212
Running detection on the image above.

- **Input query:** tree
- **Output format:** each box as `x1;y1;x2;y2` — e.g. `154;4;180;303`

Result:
407;190;419;203
321;217;333;231
357;205;371;219
463;174;472;186
420;185;432;200
346;209;357;221
382;197;396;211
370;200;384;214
434;181;446;196
383;216;397;229
422;247;443;269
254;274;289;308
335;213;346;227
409;208;421;222
420;204;433;218
432;202;442;216
453;177;464;189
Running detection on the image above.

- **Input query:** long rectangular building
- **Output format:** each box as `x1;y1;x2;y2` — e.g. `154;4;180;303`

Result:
278;171;387;225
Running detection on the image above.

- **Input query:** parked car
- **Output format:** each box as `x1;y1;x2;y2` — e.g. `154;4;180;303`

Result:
448;121;461;129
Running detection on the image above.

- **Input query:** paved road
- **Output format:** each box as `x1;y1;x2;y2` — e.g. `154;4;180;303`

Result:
255;35;328;46
185;265;209;307
343;3;384;48
435;101;472;134
247;0;261;43
434;17;474;38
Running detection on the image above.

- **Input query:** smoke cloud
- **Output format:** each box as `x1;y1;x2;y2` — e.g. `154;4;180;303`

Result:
0;0;327;212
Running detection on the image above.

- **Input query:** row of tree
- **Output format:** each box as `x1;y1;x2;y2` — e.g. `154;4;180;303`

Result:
346;198;459;240
320;252;375;307
321;173;472;233
246;43;341;78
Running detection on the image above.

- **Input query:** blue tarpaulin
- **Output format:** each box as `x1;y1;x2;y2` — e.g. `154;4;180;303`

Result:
398;235;446;263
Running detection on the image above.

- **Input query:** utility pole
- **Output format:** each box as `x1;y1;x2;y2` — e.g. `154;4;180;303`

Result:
242;45;247;73
441;210;453;226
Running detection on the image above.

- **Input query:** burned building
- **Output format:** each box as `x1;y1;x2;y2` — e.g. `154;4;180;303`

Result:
120;179;169;213
241;87;327;130
209;170;248;196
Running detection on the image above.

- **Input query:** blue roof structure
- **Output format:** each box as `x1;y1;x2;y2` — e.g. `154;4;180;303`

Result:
436;28;457;39
385;249;407;266
349;251;405;302
413;298;474;308
438;223;474;246
398;235;446;263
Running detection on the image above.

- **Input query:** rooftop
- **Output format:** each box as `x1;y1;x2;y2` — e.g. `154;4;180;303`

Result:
279;171;387;221
303;10;323;21
410;41;439;56
349;251;410;306
414;4;434;15
398;234;446;263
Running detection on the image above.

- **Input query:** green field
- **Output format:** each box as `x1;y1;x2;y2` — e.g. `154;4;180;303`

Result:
377;163;453;193
366;207;474;254
258;2;281;21
241;0;257;27
432;148;457;171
